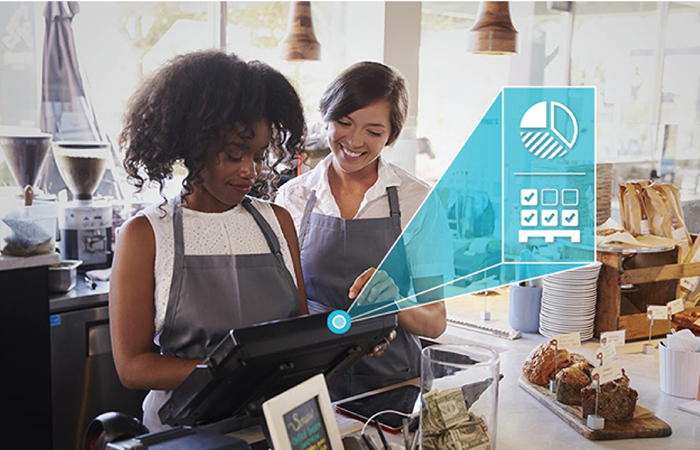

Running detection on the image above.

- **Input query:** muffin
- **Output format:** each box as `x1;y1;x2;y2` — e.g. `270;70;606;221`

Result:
555;363;592;405
581;377;638;422
569;353;592;367
523;342;572;386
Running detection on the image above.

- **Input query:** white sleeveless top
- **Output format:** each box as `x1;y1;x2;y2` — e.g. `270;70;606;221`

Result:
139;197;297;344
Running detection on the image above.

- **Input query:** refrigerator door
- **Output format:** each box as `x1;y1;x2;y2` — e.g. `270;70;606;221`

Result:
51;305;147;450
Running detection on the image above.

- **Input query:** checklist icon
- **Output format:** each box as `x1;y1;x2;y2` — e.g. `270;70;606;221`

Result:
521;210;538;227
521;189;538;206
541;210;558;227
563;210;579;227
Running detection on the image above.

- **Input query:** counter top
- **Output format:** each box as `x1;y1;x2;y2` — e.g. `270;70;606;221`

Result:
439;289;700;450
49;278;109;313
0;252;59;272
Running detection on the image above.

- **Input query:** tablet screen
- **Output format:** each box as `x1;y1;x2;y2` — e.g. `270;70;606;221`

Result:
335;385;420;431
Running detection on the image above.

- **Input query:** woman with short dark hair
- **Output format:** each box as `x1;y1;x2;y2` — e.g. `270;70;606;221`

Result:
276;61;453;400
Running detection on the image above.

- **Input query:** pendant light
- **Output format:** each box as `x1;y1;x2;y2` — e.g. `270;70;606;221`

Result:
280;1;321;61
468;1;518;55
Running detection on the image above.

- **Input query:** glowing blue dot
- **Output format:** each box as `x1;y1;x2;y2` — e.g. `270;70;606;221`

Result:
328;310;351;334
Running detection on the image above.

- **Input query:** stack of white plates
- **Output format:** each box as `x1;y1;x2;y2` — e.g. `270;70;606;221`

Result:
539;262;602;341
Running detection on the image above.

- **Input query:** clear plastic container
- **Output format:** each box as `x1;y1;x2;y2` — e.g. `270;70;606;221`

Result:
0;201;58;256
421;344;500;450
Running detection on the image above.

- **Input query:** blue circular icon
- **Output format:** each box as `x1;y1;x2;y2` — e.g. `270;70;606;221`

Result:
328;310;351;334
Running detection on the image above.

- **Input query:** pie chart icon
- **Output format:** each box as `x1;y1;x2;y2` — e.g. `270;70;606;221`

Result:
519;101;578;159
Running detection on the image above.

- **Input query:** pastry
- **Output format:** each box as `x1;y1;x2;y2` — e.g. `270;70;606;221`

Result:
581;377;638;422
569;353;592;367
522;342;572;386
555;363;592;405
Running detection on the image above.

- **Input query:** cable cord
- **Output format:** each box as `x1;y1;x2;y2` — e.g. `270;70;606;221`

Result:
360;410;414;437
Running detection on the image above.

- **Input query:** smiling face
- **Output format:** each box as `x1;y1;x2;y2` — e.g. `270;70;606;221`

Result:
197;119;271;210
327;100;392;176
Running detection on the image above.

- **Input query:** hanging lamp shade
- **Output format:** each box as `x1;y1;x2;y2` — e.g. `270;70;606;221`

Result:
468;1;518;55
280;1;321;61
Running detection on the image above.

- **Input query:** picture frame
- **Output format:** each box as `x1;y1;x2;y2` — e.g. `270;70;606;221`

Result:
262;374;344;450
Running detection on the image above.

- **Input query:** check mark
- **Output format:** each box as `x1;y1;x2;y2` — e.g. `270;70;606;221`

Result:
544;213;555;223
565;213;576;223
524;213;535;223
524;192;535;202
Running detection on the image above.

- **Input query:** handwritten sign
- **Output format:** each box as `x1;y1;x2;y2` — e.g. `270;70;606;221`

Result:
595;343;616;366
591;361;623;385
667;298;684;316
647;305;667;321
600;330;626;348
284;397;330;450
551;332;581;349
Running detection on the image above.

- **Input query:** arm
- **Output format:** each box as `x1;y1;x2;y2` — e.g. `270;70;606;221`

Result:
271;204;309;316
110;216;199;391
349;271;447;339
397;276;447;339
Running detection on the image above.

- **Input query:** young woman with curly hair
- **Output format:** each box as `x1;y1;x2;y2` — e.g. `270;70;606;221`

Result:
109;50;312;431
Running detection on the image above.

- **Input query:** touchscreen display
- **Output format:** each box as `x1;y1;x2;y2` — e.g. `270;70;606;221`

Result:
284;396;330;450
336;385;421;430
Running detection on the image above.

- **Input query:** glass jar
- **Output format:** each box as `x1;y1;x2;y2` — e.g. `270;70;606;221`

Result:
420;344;500;450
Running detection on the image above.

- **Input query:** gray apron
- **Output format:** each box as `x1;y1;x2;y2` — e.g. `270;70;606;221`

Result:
143;196;299;431
299;187;421;400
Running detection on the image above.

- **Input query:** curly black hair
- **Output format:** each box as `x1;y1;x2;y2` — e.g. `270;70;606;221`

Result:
120;50;306;201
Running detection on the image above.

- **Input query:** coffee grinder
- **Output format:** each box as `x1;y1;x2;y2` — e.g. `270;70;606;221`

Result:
0;133;53;202
53;142;112;267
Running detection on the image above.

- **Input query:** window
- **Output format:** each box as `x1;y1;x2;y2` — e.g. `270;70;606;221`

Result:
418;2;510;184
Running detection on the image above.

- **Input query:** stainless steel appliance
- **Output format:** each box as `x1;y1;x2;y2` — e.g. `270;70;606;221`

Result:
53;142;112;267
50;283;147;450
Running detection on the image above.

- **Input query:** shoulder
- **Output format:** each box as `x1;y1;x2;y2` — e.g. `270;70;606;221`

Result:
115;215;155;255
139;201;173;224
384;161;431;197
276;171;317;199
247;198;294;230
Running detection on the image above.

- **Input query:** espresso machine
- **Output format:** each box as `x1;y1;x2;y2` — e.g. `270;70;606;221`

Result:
53;142;113;267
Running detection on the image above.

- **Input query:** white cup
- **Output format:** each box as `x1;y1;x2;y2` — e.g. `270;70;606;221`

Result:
659;340;700;399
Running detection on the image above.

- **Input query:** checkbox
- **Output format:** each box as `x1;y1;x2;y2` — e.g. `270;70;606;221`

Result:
541;189;558;206
521;189;538;206
521;210;538;227
562;189;579;206
563;210;579;227
542;210;558;227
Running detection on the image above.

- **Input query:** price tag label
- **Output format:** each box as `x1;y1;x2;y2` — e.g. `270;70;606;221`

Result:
591;361;623;385
600;330;626;347
595;343;617;366
667;298;684;316
551;332;581;349
647;305;667;321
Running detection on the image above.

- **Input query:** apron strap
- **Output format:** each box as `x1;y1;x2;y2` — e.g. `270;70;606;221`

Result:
299;190;318;247
163;195;187;348
241;197;283;256
386;186;402;236
172;196;186;258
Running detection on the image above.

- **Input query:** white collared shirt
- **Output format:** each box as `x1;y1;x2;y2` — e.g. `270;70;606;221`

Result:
276;154;454;280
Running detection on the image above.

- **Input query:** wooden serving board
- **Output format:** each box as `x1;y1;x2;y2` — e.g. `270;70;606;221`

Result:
518;377;672;440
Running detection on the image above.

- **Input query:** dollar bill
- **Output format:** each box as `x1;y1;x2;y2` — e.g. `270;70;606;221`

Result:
437;388;471;428
421;386;492;450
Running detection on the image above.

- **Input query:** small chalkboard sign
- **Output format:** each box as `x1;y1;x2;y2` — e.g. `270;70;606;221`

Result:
263;374;343;450
284;397;330;450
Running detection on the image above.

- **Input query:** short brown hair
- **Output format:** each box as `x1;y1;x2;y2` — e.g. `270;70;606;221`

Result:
319;61;408;146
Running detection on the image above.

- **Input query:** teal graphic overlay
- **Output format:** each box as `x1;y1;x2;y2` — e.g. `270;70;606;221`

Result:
348;87;596;323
